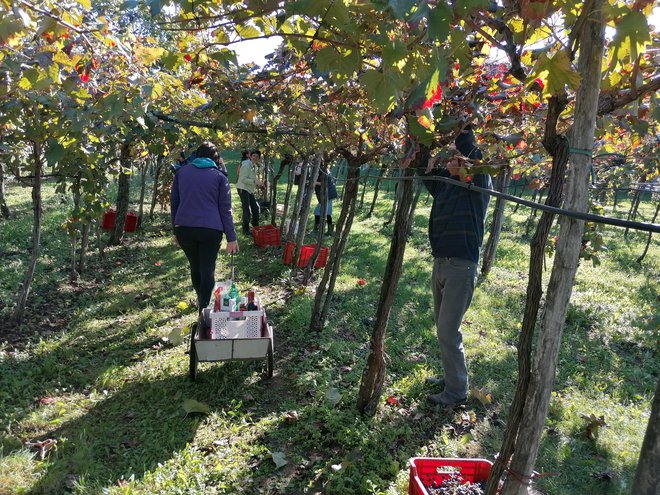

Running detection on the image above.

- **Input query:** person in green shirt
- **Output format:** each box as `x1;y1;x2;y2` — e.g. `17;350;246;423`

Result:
236;149;261;235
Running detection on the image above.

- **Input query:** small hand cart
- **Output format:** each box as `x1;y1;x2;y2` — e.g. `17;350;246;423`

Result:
188;257;274;381
190;308;274;381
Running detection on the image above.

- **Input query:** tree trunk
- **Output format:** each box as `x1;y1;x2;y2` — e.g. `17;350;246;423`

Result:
292;155;321;275
0;162;11;220
96;223;105;261
384;179;400;226
286;158;309;242
359;166;370;210
78;222;90;275
625;189;641;238
636;200;659;264
310;158;360;332
337;159;347;201
270;159;288;226
632;377;660;495
138;161;148;227
12;140;43;325
357;166;415;415
281;161;295;237
481;166;512;276
367;164;387;218
149;155;163;220
485;141;569;495
304;164;327;285
501;4;605;492
109;140;132;246
406;180;422;237
69;181;81;282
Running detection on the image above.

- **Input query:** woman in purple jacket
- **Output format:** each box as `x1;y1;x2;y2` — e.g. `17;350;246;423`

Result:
170;142;239;325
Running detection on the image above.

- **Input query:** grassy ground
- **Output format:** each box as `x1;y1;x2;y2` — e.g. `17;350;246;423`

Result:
0;173;657;495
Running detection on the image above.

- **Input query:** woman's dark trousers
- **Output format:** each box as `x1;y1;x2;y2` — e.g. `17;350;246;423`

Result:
174;226;222;310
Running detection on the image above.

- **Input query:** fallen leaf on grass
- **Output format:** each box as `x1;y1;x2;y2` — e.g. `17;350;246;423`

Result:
166;326;185;346
176;301;189;311
271;451;288;469
386;395;400;406
37;397;56;405
24;438;57;459
182;399;210;415
285;410;299;423
470;387;493;406
592;469;614;482
580;413;607;440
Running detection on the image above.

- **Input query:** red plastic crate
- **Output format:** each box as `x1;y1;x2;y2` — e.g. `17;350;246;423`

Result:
283;240;295;265
282;241;329;268
101;210;116;231
252;225;281;248
299;244;328;268
123;212;138;232
408;457;492;495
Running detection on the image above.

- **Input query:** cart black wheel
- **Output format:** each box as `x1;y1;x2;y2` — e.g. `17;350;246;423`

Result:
189;323;198;381
265;340;274;380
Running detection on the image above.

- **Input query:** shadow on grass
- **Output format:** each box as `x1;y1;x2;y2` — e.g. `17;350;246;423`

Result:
25;359;285;494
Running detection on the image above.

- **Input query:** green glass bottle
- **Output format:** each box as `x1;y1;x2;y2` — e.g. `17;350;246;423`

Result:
228;282;239;302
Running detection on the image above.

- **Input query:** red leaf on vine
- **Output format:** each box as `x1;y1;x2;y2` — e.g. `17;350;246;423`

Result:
422;83;443;109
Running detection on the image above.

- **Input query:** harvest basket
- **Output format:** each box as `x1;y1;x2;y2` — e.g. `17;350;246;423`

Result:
408;457;492;495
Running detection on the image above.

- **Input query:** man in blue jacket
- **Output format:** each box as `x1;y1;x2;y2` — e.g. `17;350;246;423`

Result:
418;127;492;407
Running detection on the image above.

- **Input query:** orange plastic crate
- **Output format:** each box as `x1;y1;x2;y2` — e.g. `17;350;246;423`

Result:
408;457;492;495
252;225;281;248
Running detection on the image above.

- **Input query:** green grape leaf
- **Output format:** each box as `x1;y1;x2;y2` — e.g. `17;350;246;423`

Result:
182;399;210;415
609;11;650;67
45;140;65;166
382;39;407;67
427;1;452;41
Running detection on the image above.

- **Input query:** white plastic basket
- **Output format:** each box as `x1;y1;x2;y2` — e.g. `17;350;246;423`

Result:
209;310;264;339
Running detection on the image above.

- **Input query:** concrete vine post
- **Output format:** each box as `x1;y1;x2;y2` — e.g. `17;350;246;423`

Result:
501;1;605;492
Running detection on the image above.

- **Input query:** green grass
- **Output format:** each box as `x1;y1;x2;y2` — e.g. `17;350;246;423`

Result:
0;176;657;494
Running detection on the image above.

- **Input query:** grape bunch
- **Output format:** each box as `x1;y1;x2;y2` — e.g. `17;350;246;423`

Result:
426;473;485;495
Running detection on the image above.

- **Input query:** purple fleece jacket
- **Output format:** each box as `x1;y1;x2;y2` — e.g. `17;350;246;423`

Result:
170;163;237;242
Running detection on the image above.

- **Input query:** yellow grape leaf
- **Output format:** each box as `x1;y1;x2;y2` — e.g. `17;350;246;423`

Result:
470;387;493;406
417;114;433;130
134;46;165;66
527;50;581;96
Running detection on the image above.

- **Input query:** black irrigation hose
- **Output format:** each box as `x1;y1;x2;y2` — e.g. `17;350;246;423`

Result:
349;174;660;234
